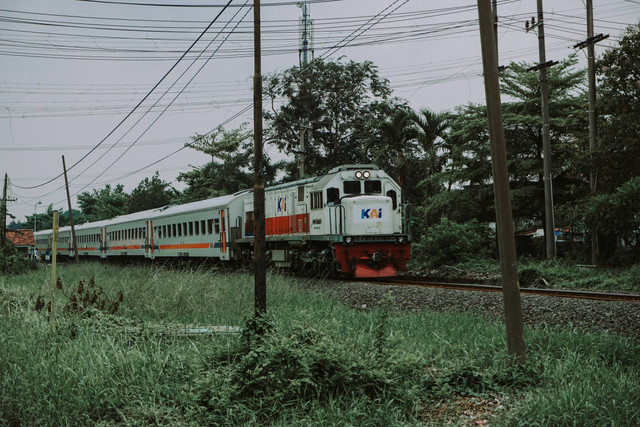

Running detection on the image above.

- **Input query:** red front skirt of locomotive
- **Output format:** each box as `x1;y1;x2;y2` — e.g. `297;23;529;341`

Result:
334;241;410;278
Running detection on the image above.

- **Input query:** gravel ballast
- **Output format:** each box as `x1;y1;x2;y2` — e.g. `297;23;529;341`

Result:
305;280;640;342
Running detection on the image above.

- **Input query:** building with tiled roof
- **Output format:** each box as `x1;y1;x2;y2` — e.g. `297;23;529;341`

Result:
5;229;34;258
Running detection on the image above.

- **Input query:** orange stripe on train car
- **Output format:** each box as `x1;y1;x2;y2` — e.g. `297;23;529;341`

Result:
158;243;211;250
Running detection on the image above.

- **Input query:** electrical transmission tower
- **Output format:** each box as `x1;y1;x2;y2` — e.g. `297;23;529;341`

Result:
298;1;314;65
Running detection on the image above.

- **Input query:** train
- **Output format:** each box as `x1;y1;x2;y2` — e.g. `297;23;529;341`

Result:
34;164;411;278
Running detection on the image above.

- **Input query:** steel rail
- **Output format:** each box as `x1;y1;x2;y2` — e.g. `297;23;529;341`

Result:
361;277;640;303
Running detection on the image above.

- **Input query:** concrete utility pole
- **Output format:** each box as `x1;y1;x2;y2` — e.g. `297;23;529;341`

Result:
574;0;608;265
297;1;313;179
477;0;526;363
62;156;79;262
253;0;267;317
527;0;556;260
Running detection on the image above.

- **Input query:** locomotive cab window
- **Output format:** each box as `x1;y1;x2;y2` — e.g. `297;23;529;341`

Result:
327;187;339;204
310;191;323;210
387;190;398;210
343;181;361;194
364;180;382;194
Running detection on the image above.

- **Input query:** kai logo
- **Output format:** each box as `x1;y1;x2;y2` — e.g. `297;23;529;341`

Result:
277;196;286;213
361;208;382;219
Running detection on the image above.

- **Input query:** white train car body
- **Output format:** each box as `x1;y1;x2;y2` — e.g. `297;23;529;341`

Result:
35;164;411;278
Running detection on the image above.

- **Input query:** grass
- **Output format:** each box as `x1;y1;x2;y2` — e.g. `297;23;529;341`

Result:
1;262;639;425
410;257;640;293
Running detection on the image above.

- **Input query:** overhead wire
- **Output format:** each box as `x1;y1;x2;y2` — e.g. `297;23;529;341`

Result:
5;0;639;208
64;0;254;202
9;0;237;190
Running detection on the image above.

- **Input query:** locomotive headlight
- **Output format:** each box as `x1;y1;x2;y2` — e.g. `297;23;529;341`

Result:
363;170;371;179
355;171;363;179
345;236;353;245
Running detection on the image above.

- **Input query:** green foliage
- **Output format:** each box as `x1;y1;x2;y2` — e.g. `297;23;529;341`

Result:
264;57;397;178
1;264;639;425
584;176;640;263
413;217;495;268
77;184;129;222
596;21;640;192
196;319;427;424
0;241;36;275
126;171;178;213
517;258;640;291
178;124;280;203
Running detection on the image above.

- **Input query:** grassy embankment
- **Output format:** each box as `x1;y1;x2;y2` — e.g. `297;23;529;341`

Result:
411;258;640;293
1;262;638;425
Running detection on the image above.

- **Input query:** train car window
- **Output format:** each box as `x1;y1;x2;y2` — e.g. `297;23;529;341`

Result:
189;222;194;236
162;225;167;237
310;191;323;210
177;224;181;237
207;219;213;234
364;180;382;194
327;187;339;204
298;186;305;201
142;228;146;238
343;181;361;194
386;190;398;210
171;224;176;237
214;218;220;234
245;212;254;235
194;221;199;235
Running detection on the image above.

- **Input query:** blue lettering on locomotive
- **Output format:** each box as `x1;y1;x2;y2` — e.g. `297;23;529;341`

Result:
277;196;286;213
361;208;382;219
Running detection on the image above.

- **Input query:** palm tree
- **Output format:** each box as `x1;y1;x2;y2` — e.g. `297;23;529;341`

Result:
411;108;450;196
373;107;420;198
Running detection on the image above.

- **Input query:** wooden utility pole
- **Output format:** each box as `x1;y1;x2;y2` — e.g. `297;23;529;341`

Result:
62;156;79;262
50;210;59;331
477;0;526;363
492;0;498;58
1;173;7;249
253;0;267;316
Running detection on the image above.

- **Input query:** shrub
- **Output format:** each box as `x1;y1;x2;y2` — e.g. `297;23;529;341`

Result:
412;218;495;268
0;242;37;275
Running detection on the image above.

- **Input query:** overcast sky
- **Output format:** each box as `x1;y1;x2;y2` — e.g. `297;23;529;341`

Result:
2;0;639;225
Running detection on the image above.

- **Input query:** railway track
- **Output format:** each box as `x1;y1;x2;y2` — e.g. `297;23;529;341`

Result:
363;276;640;303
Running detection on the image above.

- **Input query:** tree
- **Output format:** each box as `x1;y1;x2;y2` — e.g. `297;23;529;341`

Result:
368;105;420;199
585;176;640;264
596;21;640;193
411;108;450;199
77;184;129;222
178;124;280;203
499;55;587;229
421;56;587;233
127;172;178;213
264;57;396;178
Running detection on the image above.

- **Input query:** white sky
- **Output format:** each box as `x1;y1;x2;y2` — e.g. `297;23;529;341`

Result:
2;0;639;224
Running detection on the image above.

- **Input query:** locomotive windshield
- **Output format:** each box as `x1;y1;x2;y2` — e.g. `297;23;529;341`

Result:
364;180;382;193
343;181;361;194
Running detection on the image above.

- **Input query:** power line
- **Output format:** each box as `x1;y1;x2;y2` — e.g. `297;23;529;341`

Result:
9;0;236;190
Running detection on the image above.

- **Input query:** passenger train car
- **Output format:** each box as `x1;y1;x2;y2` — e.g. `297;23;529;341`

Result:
34;164;411;278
